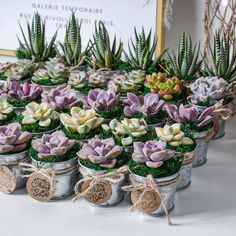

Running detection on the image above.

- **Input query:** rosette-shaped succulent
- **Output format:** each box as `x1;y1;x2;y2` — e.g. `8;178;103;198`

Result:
7;81;42;101
102;118;147;146
32;68;49;82
4;63;28;81
0;123;32;154
88;70;111;88
60;107;104;134
32;131;76;159
128;70;146;84
78;136;123;168
188;77;229;105
0;63;10;78
83;88;120;112
21;102;58;127
145;72;185;100
0;97;14;121
41;86;79;112
124;93;164;117
132;141;174;168
68;70;88;90
165;103;214;127
155;123;194;147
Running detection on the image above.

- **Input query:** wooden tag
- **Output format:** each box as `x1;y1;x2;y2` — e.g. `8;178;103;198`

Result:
131;190;161;213
81;180;112;205
26;173;55;202
0;166;16;193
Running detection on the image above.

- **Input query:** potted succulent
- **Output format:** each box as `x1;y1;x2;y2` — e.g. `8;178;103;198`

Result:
188;76;232;139
0;97;16;127
41;86;79;113
17;102;60;137
76;136;128;206
0;63;10;82
27;130;79;200
59;107;104;142
145;72;186;105
126;140;181;216
0;123;32;193
155;123;196;190
32;58;68;92
101;118;152;152
82;88;123;121
165;103;215;167
5;81;42;112
123;93;166;129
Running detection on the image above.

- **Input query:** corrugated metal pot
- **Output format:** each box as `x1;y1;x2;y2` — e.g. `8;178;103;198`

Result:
79;160;126;206
31;157;78;200
0;149;29;191
176;149;195;191
130;171;179;216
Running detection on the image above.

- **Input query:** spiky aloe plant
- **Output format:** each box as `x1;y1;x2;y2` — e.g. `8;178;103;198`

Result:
16;12;57;62
202;31;236;84
124;28;166;72
57;12;90;67
166;32;201;82
89;21;123;70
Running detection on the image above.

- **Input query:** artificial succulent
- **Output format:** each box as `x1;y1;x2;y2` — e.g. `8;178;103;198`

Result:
21;102;59;128
78;136;123;168
41;86;79;112
188;76;230;105
0;123;32;154
101;118;147;146
60;107;104;135
68;70;89;90
32;130;76;160
145;72;185;100
0;97;14;122
132;140;175;168
155;123;194;148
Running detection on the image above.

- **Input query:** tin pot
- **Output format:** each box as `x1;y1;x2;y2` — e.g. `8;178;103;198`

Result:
0;149;29;192
176;149;195;191
31;157;78;200
130;171;179;216
78;160;126;206
212;119;226;140
147;120;165;130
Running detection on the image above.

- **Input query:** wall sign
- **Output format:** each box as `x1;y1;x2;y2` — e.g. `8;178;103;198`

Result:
0;0;165;57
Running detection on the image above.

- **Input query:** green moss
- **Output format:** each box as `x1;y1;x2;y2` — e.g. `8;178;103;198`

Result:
74;86;90;95
8;97;41;108
96;104;124;119
181;122;214;136
30;143;80;163
17;114;60;133
62;126;103;140
128;156;182;178
79;152;130;172
0;112;17;126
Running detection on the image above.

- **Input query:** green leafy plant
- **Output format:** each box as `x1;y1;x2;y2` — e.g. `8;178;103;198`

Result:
16;12;57;62
124;27;166;72
57;12;90;66
167;32;201;82
202;31;236;84
89;21;123;69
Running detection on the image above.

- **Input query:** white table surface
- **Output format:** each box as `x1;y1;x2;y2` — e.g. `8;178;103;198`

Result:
0;116;236;236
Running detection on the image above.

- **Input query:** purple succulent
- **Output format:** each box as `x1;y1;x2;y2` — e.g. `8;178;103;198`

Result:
132;141;174;168
82;88;120;112
32;131;76;160
41;86;79;112
77;136;123;168
0;123;32;154
124;93;164;117
7;82;42;101
165;103;214;127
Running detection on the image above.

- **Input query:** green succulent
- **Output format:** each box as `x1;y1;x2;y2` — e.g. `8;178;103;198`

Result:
124;27;166;72
57;12;90;67
202;31;236;84
89;21;123;70
16;12;57;62
167;32;201;82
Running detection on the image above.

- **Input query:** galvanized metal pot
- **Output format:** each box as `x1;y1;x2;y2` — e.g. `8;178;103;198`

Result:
147;120;165;130
212;119;226;139
31;157;78;200
176;149;195;191
79;160;126;206
130;171;179;216
0;149;29;191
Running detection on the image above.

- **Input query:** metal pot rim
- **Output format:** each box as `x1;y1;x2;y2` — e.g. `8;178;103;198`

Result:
30;125;60;136
0;149;29;162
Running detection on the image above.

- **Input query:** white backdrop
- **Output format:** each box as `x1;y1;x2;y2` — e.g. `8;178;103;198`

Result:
0;0;157;52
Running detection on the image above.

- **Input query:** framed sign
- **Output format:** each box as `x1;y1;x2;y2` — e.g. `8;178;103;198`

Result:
0;0;165;57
